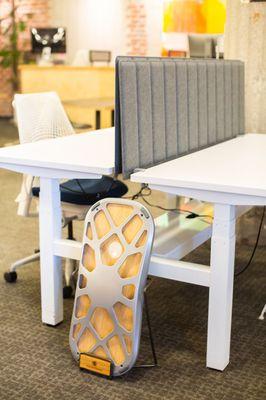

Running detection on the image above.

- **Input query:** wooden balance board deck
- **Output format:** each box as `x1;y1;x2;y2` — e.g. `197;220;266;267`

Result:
69;198;154;377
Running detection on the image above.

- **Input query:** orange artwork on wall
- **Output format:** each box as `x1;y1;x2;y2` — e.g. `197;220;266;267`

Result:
163;0;226;34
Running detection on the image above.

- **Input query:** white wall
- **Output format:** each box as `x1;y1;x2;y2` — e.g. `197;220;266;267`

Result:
145;0;163;56
51;0;127;63
50;0;163;64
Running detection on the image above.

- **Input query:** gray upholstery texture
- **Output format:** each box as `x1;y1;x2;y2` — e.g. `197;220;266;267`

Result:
115;57;245;178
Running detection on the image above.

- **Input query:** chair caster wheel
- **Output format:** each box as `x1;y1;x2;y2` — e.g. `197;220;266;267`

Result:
63;285;73;299
4;271;17;283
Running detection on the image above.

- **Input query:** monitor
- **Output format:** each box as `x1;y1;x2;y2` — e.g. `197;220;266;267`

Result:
188;34;221;58
89;50;112;64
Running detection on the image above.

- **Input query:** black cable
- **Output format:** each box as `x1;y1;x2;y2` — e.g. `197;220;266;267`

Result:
140;190;213;220
124;184;152;200
125;184;193;215
142;195;194;215
235;206;265;277
62;180;213;220
125;184;213;220
143;290;158;367
134;185;263;277
132;186;265;277
133;283;159;369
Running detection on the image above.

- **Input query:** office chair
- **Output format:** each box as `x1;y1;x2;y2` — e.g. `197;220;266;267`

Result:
3;92;128;298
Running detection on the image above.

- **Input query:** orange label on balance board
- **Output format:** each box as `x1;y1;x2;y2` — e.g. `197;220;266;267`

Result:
79;353;112;377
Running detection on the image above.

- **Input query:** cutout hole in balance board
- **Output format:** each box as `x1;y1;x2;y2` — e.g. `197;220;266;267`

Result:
82;244;96;272
75;295;91;319
118;253;142;279
94;210;111;239
113;302;133;332
101;234;124;266
90;307;115;339
123;215;143;244
78;327;96;353
107;335;125;366
107;203;133;226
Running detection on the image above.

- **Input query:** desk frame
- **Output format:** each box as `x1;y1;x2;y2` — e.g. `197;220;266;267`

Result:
1;132;264;373
52;192;251;371
1;166;257;371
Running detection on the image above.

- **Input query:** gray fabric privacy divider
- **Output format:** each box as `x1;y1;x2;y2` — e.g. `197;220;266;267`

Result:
115;57;245;178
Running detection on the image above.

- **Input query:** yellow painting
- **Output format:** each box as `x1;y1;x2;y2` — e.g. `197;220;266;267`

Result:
163;0;226;34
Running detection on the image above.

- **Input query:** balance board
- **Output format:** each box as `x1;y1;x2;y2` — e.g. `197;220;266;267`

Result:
69;198;154;376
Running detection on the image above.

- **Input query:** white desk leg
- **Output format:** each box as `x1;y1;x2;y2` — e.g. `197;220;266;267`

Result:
207;203;236;370
39;178;63;325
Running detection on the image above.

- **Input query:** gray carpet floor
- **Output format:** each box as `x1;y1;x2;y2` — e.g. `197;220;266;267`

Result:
0;119;265;400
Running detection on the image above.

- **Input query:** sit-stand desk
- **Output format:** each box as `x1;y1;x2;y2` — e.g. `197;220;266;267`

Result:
0;128;115;326
0;130;264;372
131;133;266;371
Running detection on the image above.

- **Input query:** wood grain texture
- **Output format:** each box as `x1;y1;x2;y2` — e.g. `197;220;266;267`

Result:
19;66;115;128
79;353;112;376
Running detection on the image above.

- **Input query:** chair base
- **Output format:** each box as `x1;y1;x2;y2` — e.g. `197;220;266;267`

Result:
4;252;40;283
10;252;40;272
4;271;17;283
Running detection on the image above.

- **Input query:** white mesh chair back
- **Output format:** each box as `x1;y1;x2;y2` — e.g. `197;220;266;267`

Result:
13;92;75;216
13;92;75;144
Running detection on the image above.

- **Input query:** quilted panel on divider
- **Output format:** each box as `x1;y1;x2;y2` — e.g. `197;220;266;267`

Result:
115;57;245;178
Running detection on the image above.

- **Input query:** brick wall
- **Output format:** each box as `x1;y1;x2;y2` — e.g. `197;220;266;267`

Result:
0;0;51;117
125;0;148;56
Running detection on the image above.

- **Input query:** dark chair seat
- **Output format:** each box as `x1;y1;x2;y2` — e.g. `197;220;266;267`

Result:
32;176;128;206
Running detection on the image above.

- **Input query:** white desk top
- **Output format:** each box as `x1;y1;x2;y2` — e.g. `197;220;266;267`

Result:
131;134;266;201
0;128;114;176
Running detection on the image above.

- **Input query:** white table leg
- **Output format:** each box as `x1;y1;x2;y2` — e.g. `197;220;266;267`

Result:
207;203;236;370
39;178;63;325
